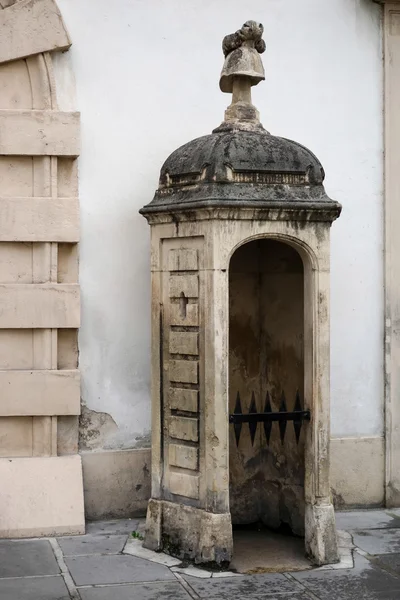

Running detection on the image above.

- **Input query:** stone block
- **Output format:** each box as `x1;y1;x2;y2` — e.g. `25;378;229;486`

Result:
81;449;150;520
0;110;80;156
168;248;198;271
0;455;85;537
169;275;199;298
169;416;198;442
169;303;198;326
169;471;199;499
169;359;198;384
169;443;198;470
169;332;199;355
0;0;71;64
331;437;384;508
0;284;80;328
0;196;79;242
169;387;198;412
0;369;80;416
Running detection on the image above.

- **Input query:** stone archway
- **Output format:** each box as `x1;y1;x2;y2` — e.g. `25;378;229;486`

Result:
0;0;84;537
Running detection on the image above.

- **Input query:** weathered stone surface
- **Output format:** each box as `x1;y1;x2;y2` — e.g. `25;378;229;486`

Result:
335;510;400;531
0;539;59;577
169;416;198;442
82;449;150;520
168;248;198;271
169;471;199;499
140;130;342;214
352;529;400;555
169;332;199;356
292;554;400;599
65;554;175;585
0;576;70;600
169;387;198;412
169;443;198;470
144;500;232;566
57;534;128;556
373;553;400;577
79;582;192;600
182;572;299;596
169;274;199;298
169;303;199;326
0;455;85;538
86;519;141;536
169;360;198;384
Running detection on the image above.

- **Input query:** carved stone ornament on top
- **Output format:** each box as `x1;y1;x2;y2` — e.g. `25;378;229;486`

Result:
218;20;266;132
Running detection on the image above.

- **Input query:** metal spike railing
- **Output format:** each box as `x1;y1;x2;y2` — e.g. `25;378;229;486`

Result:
229;390;310;447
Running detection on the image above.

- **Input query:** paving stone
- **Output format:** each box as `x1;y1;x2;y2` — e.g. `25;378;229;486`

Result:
373;553;400;577
79;581;192;599
292;554;400;599
182;572;300;597
58;533;127;555
204;596;310;600
0;575;69;599
353;529;400;555
66;553;175;585
86;519;141;536
0;540;59;578
335;511;400;531
123;538;181;566
172;565;212;578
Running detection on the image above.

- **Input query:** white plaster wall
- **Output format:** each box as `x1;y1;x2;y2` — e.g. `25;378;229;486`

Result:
56;0;383;448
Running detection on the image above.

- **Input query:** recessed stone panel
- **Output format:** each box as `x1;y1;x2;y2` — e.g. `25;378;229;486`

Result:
169;443;198;471
169;304;198;326
169;360;198;384
168;388;198;412
169;416;198;442
169;275;199;298
168;248;198;272
169;332;198;356
169;471;199;499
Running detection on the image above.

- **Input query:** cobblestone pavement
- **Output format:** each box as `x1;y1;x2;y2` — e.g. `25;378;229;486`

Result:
2;510;400;599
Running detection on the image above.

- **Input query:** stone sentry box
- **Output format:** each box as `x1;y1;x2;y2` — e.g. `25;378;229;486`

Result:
140;21;341;567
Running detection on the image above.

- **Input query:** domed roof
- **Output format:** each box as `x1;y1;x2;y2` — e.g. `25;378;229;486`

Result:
140;21;341;218
140;128;339;214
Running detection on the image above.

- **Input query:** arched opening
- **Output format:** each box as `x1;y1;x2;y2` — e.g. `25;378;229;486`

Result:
228;238;310;572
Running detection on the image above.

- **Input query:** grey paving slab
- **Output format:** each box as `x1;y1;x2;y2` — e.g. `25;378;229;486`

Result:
335;510;400;531
353;529;400;555
291;554;400;599
203;596;310;600
66;554;175;585
58;533;128;555
0;575;69;600
182;572;300;597
372;553;400;577
0;540;59;578
79;581;192;599
86;519;140;536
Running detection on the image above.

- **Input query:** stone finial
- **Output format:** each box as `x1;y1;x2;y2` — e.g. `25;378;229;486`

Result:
216;21;266;132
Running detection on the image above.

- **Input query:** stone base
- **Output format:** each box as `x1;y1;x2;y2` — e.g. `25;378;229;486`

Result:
305;503;339;565
81;449;151;519
144;499;233;567
0;455;85;538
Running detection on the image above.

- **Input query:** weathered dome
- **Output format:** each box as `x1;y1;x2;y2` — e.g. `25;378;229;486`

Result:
140;129;340;214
